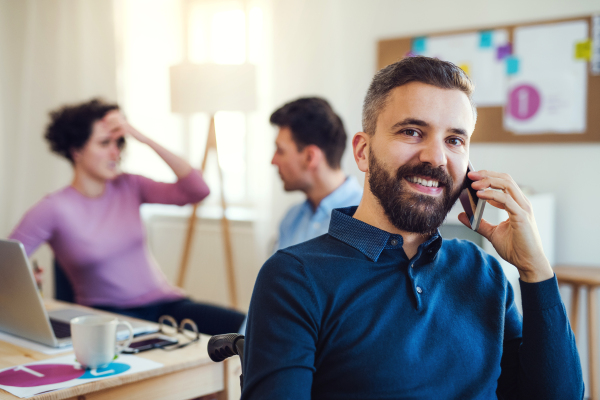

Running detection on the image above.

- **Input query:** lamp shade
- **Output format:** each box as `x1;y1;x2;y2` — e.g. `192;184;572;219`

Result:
170;63;257;114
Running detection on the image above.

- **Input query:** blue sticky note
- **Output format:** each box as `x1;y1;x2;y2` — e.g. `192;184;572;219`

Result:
506;56;519;75
412;37;427;54
479;31;493;48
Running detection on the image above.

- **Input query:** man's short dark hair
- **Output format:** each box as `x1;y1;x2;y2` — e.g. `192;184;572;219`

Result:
45;98;120;164
362;56;476;135
270;97;346;169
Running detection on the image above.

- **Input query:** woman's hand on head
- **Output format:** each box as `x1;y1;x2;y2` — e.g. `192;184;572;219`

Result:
102;110;150;145
122;122;150;145
102;110;126;133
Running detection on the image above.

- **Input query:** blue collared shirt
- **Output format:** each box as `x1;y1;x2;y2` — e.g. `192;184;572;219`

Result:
276;176;362;251
242;206;583;399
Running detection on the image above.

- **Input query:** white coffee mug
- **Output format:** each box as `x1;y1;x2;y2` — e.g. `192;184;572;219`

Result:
70;315;134;369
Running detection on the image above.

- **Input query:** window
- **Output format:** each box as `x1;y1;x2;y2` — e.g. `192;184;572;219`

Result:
116;0;269;207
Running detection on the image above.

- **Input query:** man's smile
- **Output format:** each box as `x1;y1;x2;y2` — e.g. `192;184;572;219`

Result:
405;175;444;195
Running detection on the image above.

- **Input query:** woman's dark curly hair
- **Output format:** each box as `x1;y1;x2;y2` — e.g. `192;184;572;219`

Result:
44;98;120;164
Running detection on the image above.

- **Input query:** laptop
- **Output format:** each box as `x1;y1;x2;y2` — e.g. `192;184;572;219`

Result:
0;239;158;348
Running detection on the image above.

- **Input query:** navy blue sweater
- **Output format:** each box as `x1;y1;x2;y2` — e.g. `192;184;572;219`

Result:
242;207;583;399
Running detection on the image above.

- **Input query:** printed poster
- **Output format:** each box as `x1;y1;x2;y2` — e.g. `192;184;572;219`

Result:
0;354;162;398
504;20;589;134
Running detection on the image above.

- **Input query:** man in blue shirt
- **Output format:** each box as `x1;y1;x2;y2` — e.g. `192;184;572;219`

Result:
270;97;363;250
239;98;363;336
242;56;583;399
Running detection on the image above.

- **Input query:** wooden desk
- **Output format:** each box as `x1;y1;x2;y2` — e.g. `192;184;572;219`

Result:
554;265;600;400
0;301;234;400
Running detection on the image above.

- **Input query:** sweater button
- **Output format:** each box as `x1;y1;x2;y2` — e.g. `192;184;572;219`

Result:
390;239;398;246
416;286;423;294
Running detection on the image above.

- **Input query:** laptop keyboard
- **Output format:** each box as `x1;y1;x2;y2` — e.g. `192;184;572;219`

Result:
49;319;71;339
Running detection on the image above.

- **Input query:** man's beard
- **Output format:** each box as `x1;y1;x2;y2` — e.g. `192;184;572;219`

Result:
368;154;464;236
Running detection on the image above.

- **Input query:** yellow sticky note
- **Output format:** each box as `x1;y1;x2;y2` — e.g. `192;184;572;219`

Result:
574;40;592;61
458;63;470;76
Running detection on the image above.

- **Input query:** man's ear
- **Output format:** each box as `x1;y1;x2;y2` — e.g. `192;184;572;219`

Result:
303;145;322;170
353;132;370;173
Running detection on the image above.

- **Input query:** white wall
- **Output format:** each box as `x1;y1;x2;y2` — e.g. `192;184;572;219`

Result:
0;0;119;237
0;0;119;297
0;0;27;236
269;0;600;266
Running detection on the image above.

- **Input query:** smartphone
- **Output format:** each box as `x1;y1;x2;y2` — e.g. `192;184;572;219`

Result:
458;161;486;231
125;334;179;353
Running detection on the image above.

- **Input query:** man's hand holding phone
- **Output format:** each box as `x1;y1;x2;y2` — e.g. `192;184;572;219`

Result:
458;162;486;231
458;169;554;284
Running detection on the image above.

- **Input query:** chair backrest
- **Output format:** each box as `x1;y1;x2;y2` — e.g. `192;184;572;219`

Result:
53;259;75;303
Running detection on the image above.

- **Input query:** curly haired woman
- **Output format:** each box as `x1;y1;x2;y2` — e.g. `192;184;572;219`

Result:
9;98;245;335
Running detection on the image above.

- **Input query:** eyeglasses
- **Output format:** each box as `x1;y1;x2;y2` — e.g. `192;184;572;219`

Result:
157;315;201;351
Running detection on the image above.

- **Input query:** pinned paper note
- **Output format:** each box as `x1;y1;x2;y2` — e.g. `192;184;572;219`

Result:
504;74;585;134
504;20;588;134
479;31;493;48
574;40;592;60
496;44;512;60
458;63;471;76
593;15;600;75
412;37;427;54
506;56;519;75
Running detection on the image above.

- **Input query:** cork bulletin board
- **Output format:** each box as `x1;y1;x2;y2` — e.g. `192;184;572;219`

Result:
377;15;600;143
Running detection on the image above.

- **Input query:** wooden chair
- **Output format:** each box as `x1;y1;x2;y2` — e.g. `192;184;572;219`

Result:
554;265;600;400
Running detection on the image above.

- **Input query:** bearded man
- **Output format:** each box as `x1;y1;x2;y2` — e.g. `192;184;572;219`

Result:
241;57;583;399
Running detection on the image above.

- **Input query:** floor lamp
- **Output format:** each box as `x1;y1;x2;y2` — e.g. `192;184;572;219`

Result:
169;63;257;309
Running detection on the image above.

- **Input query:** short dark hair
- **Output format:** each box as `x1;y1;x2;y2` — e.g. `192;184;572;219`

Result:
45;98;120;163
362;56;476;135
270;97;346;169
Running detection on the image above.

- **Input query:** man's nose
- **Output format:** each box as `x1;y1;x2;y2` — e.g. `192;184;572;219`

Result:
418;139;447;168
271;153;277;166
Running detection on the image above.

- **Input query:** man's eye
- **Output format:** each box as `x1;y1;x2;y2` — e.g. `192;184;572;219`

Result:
404;129;419;137
447;137;464;146
100;140;110;146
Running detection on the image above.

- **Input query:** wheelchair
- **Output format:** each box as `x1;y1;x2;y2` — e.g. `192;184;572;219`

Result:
208;333;245;390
